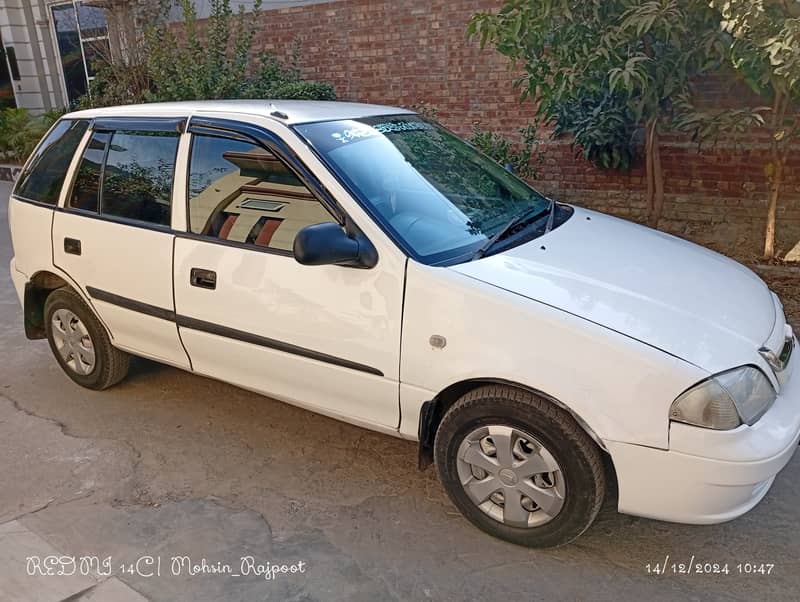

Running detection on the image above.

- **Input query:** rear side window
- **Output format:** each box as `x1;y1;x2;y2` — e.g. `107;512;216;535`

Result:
101;130;179;226
14;119;89;204
68;128;179;227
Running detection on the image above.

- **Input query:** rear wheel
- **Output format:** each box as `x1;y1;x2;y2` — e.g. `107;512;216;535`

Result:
434;385;606;548
44;288;129;390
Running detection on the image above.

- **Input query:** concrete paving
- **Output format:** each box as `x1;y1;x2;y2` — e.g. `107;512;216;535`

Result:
2;181;800;601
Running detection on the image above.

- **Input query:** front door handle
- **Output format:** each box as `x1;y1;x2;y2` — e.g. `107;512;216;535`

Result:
190;268;216;290
64;238;81;255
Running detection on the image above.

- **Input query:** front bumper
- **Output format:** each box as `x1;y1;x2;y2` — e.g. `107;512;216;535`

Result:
606;347;800;525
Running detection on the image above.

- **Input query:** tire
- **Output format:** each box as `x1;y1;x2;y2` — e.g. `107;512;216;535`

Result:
44;287;130;390
434;385;605;548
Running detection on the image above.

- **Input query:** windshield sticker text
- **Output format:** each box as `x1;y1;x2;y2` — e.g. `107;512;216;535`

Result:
330;120;433;144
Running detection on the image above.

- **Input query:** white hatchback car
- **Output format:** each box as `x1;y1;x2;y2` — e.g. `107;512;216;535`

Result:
8;100;799;547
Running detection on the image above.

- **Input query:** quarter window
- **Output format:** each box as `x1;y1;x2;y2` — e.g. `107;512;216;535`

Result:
14;119;89;204
188;134;333;253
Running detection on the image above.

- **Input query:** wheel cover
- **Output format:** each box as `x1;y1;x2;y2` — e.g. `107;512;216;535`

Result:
456;425;565;528
51;309;96;375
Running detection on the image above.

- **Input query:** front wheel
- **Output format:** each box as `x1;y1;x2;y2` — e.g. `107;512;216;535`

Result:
434;385;606;548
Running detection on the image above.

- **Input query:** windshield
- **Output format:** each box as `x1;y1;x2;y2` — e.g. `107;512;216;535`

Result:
296;115;561;264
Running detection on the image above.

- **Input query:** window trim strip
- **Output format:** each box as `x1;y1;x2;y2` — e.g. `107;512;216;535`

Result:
9;195;59;209
56;205;175;232
92;117;187;133
85;286;384;377
175;230;293;257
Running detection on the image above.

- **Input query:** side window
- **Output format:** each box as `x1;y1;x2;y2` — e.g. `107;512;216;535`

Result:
188;134;333;252
69;131;110;212
101;130;179;227
14;119;89;204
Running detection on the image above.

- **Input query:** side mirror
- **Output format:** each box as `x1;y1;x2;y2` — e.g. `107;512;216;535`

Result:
293;222;377;268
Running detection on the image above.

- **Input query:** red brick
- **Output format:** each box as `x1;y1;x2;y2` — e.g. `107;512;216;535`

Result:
235;0;799;255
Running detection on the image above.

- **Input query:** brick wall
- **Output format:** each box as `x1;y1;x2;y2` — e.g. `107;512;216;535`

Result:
251;0;800;257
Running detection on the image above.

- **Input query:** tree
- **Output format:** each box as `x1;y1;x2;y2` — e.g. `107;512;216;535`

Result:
78;0;170;107
469;0;744;228
710;0;800;258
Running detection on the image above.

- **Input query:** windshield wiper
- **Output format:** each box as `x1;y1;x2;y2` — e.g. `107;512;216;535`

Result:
543;197;558;233
471;206;543;261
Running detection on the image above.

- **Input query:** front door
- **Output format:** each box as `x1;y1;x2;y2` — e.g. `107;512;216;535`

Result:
52;119;189;369
172;123;403;428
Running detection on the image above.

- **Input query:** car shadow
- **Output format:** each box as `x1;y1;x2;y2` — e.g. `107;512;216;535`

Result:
125;356;175;381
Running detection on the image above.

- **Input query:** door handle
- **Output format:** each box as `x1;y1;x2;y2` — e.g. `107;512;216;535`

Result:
190;268;216;290
64;237;81;255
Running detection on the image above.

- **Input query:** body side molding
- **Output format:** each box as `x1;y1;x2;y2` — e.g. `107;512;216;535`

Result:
85;286;383;376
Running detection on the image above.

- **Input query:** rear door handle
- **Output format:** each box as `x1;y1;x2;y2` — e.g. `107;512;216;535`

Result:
190;268;216;290
64;238;81;255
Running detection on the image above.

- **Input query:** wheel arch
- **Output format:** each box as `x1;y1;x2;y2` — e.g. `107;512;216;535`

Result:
418;378;611;472
23;270;71;339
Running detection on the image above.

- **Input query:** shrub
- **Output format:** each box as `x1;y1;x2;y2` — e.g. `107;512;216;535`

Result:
81;0;335;108
76;63;150;110
0;108;62;164
469;123;541;180
245;50;335;100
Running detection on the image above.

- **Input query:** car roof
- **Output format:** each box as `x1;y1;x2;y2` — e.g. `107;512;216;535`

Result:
65;99;415;125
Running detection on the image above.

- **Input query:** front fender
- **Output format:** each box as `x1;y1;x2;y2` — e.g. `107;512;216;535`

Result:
399;261;707;449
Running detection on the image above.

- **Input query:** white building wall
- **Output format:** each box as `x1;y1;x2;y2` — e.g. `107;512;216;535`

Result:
0;0;66;113
36;0;65;109
0;0;43;112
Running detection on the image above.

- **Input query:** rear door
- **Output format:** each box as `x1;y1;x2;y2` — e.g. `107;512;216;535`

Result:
52;118;190;368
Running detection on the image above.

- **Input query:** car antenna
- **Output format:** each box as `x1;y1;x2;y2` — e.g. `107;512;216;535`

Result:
269;103;288;120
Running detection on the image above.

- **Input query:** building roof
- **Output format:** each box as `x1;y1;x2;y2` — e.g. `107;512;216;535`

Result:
66;100;415;125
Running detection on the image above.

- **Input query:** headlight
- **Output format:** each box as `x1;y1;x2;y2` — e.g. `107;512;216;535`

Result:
670;366;776;430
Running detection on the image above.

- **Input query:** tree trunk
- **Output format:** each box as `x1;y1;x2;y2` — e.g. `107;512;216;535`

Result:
763;90;788;260
764;160;782;259
645;118;665;228
650;128;665;229
764;152;785;259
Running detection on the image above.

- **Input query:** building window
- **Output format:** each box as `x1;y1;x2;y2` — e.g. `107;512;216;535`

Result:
51;1;110;105
0;32;17;109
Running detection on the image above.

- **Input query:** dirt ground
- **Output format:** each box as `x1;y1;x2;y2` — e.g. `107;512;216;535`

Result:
754;267;800;330
2;181;800;601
